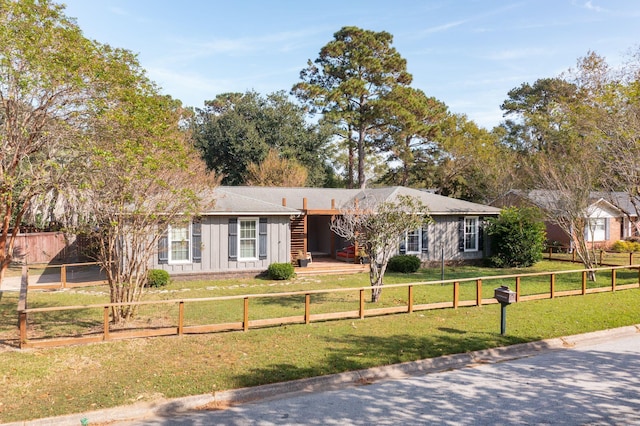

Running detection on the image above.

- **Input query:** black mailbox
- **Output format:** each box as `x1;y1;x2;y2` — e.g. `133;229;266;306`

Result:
494;286;516;304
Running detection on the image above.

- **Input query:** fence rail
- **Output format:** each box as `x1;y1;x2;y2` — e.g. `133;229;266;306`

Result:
22;262;106;290
17;264;640;349
545;247;640;266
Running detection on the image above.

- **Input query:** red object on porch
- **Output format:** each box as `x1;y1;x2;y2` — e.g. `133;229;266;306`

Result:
336;245;356;261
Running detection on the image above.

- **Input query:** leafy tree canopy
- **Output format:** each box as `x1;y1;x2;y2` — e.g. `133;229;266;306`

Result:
193;90;334;186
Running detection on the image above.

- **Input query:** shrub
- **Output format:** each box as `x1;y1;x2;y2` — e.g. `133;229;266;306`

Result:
612;240;640;252
147;269;170;288
486;207;546;268
267;262;295;280
388;255;421;273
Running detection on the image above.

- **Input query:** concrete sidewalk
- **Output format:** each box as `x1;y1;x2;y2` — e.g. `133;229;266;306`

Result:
7;324;639;426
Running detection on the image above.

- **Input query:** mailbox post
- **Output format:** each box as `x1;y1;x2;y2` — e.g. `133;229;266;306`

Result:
494;286;517;335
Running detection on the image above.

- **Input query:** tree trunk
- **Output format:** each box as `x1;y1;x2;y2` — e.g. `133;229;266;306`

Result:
347;141;354;189
358;127;366;189
369;260;384;302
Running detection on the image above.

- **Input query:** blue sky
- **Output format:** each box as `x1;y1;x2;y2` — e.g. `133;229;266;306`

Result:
62;0;640;129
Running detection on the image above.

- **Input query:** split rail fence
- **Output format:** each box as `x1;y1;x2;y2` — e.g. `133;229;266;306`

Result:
16;264;640;349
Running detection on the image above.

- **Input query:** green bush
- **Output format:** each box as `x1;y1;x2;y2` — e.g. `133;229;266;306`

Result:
267;262;295;280
147;269;170;287
612;240;640;252
486;207;546;268
388;255;421;273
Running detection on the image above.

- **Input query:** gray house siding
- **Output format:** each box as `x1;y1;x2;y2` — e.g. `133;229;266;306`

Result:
153;215;291;275
401;216;488;263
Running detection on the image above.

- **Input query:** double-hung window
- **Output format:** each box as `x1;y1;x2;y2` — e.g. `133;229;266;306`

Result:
464;217;478;252
239;218;258;260
586;218;607;241
169;223;190;263
400;227;428;254
406;229;421;253
228;217;267;261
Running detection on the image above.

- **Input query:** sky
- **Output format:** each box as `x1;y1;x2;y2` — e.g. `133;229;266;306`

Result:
61;0;640;129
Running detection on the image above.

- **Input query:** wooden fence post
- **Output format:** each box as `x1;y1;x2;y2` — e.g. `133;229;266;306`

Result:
630;252;634;266
103;306;110;340
178;301;184;335
550;273;555;299
408;285;414;313
548;246;553;260
515;276;521;302
611;269;616;292
599;250;604;265
18;265;29;348
19;312;27;347
305;294;311;324
476;279;482;306
359;289;365;319
582;271;587;295
61;265;67;289
243;297;249;332
453;282;459;309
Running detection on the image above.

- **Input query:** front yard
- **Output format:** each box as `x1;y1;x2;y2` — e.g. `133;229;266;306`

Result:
1;260;639;422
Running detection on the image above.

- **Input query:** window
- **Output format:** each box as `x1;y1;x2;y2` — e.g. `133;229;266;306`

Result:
239;219;258;259
587;218;606;241
169;224;190;263
400;227;428;254
228;217;267;261
464;217;478;252
158;220;201;265
406;229;421;253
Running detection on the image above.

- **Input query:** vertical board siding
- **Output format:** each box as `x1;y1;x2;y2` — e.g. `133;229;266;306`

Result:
152;215;290;274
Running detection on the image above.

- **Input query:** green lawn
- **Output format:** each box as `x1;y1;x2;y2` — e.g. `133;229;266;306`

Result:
0;260;639;422
9;260;638;340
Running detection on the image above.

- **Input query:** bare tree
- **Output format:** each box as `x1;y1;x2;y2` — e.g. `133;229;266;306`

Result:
331;194;430;302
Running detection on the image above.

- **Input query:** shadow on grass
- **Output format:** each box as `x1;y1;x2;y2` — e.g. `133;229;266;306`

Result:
251;292;336;308
232;331;533;388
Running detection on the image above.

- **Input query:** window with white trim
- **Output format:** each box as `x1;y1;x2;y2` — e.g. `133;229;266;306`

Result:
587;218;606;241
169;223;190;263
464;217;478;252
400;227;428;254
239;218;258;260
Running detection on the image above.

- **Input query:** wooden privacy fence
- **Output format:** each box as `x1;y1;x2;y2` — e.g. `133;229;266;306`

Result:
17;264;640;349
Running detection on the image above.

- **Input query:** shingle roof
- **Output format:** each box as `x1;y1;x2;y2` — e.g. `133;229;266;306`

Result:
499;189;639;217
206;186;501;216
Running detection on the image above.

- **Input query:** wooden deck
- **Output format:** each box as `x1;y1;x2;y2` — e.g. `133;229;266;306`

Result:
294;257;369;276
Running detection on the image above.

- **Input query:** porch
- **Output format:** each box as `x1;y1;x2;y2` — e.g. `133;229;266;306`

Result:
294;257;369;276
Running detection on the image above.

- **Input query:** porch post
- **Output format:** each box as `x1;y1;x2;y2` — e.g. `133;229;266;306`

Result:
303;198;308;254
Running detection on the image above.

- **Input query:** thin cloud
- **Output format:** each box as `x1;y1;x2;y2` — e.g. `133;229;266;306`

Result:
414;2;524;38
583;1;605;13
109;7;128;16
421;19;468;35
484;47;555;61
163;28;326;64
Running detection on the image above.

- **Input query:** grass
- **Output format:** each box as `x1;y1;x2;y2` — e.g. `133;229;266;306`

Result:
0;260;639;422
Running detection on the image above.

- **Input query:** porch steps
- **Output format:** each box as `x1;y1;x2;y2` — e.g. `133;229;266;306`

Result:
294;264;368;276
